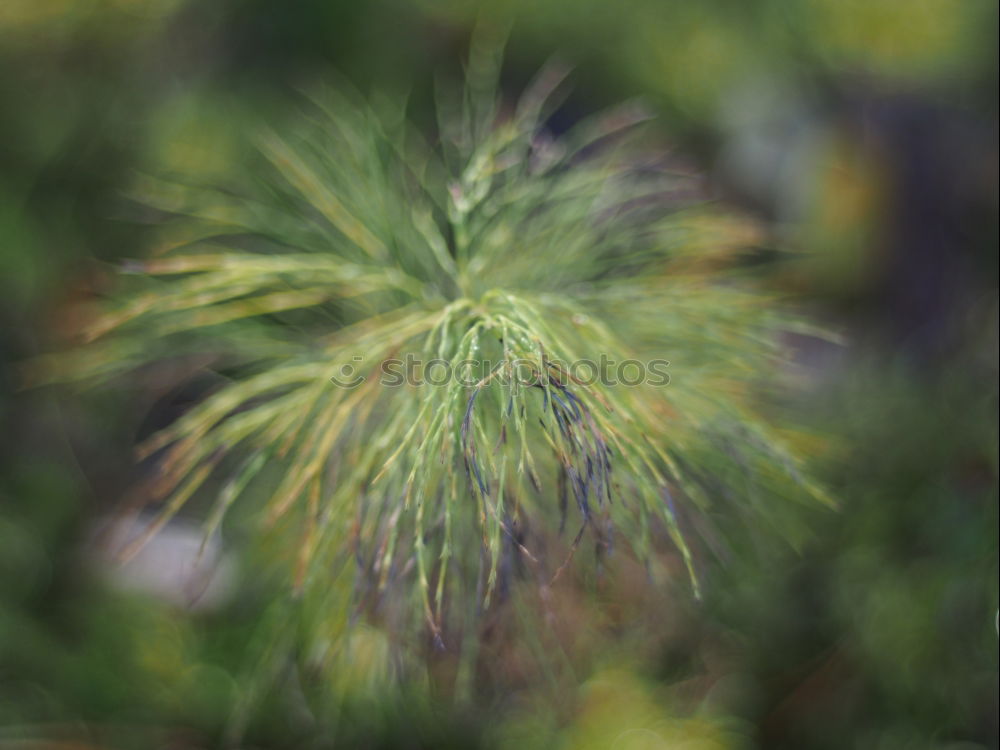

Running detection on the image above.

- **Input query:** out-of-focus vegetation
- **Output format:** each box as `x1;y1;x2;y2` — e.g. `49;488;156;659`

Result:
1;2;996;749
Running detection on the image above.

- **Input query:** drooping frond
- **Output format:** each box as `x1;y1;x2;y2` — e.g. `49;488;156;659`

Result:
40;53;831;655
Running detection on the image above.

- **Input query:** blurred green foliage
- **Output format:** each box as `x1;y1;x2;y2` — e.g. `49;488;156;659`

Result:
0;1;996;748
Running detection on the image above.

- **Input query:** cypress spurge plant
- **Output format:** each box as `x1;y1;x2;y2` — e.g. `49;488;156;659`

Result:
42;58;830;665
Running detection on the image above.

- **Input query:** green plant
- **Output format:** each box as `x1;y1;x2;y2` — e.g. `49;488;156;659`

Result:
36;44;830;668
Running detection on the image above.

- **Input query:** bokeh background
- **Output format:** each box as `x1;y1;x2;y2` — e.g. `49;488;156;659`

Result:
0;1;996;748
